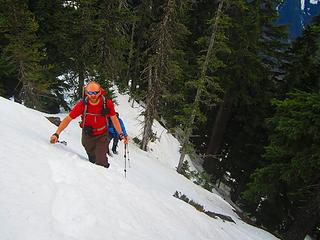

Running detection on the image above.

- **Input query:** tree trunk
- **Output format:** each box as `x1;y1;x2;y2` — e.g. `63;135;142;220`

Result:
127;21;136;103
206;92;232;155
141;67;155;151
78;65;85;99
140;0;175;151
177;0;225;172
127;21;136;81
177;125;194;173
19;60;38;108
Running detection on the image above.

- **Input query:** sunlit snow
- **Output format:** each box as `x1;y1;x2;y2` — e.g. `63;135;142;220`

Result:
0;90;279;240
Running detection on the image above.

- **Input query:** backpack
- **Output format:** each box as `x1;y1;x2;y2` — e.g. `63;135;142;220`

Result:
80;88;110;135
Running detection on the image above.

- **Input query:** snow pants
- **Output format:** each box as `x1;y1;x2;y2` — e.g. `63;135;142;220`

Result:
81;132;109;167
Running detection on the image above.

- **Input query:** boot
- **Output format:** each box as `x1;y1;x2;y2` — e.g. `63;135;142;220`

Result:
112;146;118;154
88;155;96;163
106;162;110;168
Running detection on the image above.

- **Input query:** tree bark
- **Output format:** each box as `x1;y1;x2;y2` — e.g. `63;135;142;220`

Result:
206;92;232;155
141;67;155;151
78;65;85;100
140;0;175;151
177;0;225;172
126;21;136;81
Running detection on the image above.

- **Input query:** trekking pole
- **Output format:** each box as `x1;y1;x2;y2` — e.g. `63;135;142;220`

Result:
124;143;127;178
58;140;67;146
126;143;130;168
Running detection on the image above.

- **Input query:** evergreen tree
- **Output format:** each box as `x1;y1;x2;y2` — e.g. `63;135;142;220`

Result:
28;0;71;112
59;0;100;99
30;0;132;105
0;0;47;109
125;0;156;104
140;0;188;151
93;0;133;88
243;91;320;239
202;0;289;201
243;15;320;239
176;0;227;173
283;15;320;93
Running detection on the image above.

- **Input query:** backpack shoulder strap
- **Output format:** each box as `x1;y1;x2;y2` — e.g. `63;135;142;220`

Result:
101;95;109;116
81;97;88;127
81;96;109;130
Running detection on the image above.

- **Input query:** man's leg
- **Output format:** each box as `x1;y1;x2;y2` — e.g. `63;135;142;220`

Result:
95;133;109;168
82;133;96;163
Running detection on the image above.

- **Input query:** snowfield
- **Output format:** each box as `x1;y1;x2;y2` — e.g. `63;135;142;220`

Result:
0;91;279;240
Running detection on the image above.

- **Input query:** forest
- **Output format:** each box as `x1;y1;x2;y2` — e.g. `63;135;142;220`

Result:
0;1;319;239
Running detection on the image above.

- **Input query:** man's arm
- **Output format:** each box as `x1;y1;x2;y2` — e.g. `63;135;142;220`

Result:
50;115;73;143
110;115;123;135
119;118;127;136
110;115;128;144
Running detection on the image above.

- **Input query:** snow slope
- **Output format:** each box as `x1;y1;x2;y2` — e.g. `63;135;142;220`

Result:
0;91;278;240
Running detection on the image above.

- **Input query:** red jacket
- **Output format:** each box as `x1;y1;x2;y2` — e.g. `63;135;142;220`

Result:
69;96;116;136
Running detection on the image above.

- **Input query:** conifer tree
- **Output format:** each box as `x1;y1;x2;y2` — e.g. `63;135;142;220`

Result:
125;0;154;103
61;0;100;99
0;0;46;109
94;0;133;87
30;0;132;103
140;0;187;151
243;15;320;240
28;0;71;112
202;0;289;197
176;0;227;172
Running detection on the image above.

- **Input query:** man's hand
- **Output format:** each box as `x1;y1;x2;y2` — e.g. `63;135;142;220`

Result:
123;135;129;144
50;115;72;144
119;133;129;144
50;133;59;144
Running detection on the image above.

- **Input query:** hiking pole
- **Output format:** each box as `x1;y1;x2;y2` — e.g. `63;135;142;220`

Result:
124;143;127;178
126;143;130;168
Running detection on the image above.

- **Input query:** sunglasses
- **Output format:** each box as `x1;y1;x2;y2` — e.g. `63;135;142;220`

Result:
87;91;100;95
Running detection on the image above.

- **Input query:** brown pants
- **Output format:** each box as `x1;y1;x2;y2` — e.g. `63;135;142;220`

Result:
81;132;108;167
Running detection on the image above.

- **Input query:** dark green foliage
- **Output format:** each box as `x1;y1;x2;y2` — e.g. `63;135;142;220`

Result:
0;0;135;111
243;90;320;236
0;82;4;96
283;15;320;93
203;0;289;206
0;0;47;109
240;15;320;238
179;160;215;192
179;160;193;179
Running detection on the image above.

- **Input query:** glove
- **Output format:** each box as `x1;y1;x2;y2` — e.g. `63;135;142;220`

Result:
50;133;59;144
123;135;129;144
119;133;129;144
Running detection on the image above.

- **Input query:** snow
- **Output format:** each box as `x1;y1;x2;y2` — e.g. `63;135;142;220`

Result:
301;0;320;10
301;0;305;10
310;0;319;5
0;90;279;240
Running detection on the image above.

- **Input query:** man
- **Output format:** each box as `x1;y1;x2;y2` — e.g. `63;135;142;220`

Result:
50;81;128;168
108;112;127;154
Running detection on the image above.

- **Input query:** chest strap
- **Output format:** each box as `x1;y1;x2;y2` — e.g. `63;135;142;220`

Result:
92;125;107;132
81;96;109;133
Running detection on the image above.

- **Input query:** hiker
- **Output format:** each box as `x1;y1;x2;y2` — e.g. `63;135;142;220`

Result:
50;81;129;168
108;112;127;154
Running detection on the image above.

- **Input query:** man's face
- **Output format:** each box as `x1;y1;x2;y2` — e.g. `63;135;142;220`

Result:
85;83;101;103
